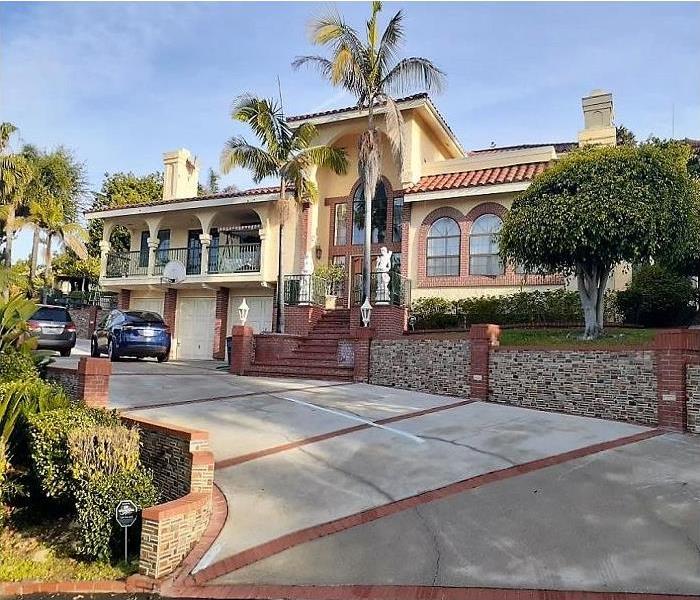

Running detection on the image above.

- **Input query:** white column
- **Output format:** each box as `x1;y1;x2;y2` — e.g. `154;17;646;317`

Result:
98;240;111;278
147;237;160;276
199;233;211;275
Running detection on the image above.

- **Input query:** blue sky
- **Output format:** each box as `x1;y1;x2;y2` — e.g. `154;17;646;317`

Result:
1;1;699;259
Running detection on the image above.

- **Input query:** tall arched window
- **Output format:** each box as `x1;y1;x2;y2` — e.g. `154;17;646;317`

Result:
426;217;461;276
352;180;388;245
469;214;503;275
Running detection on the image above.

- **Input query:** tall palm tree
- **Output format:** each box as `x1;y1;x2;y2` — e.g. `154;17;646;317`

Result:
221;94;347;333
0;123;32;268
293;1;445;304
24;197;88;286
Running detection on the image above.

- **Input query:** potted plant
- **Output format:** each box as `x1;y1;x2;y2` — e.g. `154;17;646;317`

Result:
315;263;346;309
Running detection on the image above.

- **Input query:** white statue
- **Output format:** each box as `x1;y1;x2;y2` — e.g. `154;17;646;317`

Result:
375;246;392;303
300;250;314;304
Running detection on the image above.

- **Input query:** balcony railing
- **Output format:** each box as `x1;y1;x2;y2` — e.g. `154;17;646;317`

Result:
209;244;261;274
352;271;411;307
284;274;327;306
105;243;261;279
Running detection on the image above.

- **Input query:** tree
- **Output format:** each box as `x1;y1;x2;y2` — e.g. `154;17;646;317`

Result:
0;123;32;268
21;145;88;283
88;172;163;256
199;168;220;196
220;94;347;333
500;143;700;339
293;1;445;305
616;125;637;147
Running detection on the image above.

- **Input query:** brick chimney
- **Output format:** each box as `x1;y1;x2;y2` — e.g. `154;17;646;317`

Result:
577;89;616;147
163;148;199;201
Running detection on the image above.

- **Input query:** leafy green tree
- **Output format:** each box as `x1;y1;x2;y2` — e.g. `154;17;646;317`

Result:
88;172;163;255
500;143;700;339
221;94;347;332
199;168;220;196
0;123;32;268
293;1;445;303
615;125;637;147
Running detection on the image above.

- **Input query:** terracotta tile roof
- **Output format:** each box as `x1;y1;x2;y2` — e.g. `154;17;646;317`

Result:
405;162;549;195
471;142;578;155
85;185;290;214
286;93;428;123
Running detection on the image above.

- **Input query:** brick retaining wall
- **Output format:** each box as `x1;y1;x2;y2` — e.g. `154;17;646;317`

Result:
489;349;658;425
254;333;303;362
45;366;80;399
369;338;471;397
686;364;700;433
45;358;110;408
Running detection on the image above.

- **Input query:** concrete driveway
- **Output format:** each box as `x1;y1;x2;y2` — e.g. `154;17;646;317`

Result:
61;355;700;597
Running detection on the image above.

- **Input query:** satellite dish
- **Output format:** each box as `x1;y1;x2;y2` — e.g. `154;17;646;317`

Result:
162;260;186;284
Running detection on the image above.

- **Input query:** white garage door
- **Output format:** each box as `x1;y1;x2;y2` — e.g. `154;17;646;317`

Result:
228;296;273;334
176;297;216;360
130;296;165;317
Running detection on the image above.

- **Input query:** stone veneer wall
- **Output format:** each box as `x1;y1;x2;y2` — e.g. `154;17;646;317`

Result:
69;307;107;339
45;366;80;400
489;349;658;425
120;415;214;579
685;364;700;433
369;338;471;397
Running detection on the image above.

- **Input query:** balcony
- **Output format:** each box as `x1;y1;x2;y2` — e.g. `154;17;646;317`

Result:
105;243;261;279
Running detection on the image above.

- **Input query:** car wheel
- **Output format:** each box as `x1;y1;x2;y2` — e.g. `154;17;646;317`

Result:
108;339;119;362
60;348;71;357
90;338;100;357
157;353;169;363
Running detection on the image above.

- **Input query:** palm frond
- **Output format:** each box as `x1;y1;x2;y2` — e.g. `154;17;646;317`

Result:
61;229;89;260
380;57;446;96
231;94;288;154
291;55;334;79
377;10;404;73
220;136;279;181
290;122;319;150
293;145;348;177
366;1;383;50
382;95;405;165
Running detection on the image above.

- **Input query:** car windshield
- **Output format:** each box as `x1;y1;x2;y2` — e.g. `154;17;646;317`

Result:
124;311;164;325
32;307;70;322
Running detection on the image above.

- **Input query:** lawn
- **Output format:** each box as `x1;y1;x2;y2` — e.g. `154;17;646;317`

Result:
0;509;136;582
499;327;658;347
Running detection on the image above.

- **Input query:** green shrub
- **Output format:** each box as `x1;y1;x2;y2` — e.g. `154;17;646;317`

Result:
27;407;120;501
411;297;460;329
0;347;39;383
0;436;6;525
617;265;697;327
74;469;158;561
68;425;140;482
0;378;69;443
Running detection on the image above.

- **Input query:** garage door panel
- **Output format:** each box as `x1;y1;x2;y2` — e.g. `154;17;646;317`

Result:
229;296;273;334
176;297;216;360
130;297;165;317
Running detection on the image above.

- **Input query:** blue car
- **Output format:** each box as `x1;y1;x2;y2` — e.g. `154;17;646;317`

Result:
91;309;171;362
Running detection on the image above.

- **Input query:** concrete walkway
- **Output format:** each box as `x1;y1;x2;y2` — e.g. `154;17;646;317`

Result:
97;360;700;597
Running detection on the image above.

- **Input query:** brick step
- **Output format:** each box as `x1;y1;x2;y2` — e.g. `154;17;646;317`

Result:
247;364;353;381
291;349;339;359
314;320;350;327
305;332;351;340
297;342;340;352
254;357;343;368
308;328;351;336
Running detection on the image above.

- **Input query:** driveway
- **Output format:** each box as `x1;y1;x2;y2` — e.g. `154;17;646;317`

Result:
58;355;700;597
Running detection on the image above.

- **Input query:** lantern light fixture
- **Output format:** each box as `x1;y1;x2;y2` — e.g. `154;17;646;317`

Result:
238;298;250;325
360;298;372;327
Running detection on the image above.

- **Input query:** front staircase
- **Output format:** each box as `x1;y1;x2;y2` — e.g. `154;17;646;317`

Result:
246;309;354;381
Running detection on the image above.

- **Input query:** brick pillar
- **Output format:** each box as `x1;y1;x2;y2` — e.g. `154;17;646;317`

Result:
352;327;375;383
213;288;229;360
468;324;500;400
654;329;700;431
230;325;254;375
163;289;177;335
87;305;99;337
77;357;111;408
118;289;131;310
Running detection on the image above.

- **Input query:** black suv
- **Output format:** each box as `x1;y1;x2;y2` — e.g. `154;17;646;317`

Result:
28;305;77;357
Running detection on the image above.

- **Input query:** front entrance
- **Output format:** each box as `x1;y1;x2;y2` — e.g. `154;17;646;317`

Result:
175;296;216;359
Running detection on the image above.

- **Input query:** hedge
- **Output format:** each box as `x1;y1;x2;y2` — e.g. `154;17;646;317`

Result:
26;407;121;501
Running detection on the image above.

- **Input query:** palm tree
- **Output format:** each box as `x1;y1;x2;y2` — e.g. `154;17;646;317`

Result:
221;94;348;333
0;123;32;268
24;197;88;286
293;1;445;304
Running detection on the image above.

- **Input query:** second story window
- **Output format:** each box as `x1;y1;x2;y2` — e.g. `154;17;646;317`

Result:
392;196;404;242
334;203;348;246
352;180;388;245
426;217;460;276
469;214;504;276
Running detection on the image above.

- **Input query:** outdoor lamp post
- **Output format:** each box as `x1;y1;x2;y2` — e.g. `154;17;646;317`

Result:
360;298;372;327
238;298;249;326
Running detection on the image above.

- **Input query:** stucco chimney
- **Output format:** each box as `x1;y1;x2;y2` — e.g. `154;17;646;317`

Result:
162;148;199;201
577;89;616;147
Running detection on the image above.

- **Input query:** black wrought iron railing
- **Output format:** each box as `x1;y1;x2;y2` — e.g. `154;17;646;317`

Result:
209;244;261;274
284;274;328;306
152;247;192;275
352;271;411;307
105;251;148;278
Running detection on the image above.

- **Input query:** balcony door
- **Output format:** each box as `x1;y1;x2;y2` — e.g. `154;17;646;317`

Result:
187;229;219;275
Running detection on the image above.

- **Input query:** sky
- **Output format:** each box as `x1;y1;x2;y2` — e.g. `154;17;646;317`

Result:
1;1;699;260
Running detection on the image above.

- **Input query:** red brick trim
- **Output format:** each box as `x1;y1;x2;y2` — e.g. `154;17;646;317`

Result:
0;580;128;595
164;288;178;339
215;399;475;470
169;583;700;600
118;288;131;310
415;201;565;289
193;429;663;584
142;491;210;521
121;415;209;442
213;288;229;360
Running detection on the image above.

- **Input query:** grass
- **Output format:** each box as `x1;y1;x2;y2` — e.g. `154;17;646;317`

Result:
499;327;658;347
0;509;137;582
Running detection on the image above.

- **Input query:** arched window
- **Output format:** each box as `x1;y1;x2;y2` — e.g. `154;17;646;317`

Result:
469;214;503;276
352;180;388;245
426;217;461;276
